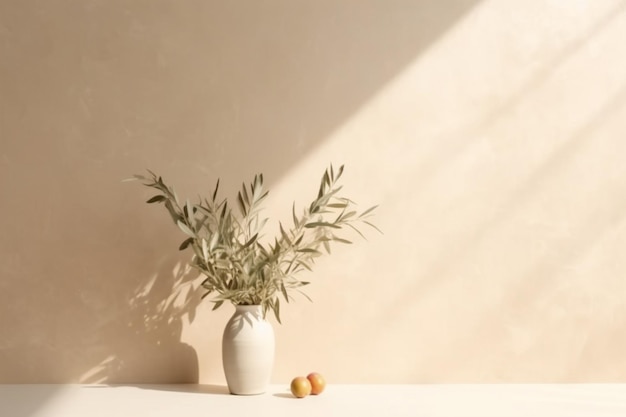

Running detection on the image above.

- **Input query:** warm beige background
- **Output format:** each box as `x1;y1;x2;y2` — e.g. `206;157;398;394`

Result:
1;0;626;384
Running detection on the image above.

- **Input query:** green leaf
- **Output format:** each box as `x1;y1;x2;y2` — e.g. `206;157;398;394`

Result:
177;220;195;237
296;248;321;254
209;231;219;250
304;221;341;229
241;182;250;205
359;205;379;218
258;190;269;203
124;174;145;182
346;223;366;240
279;223;291;246
327;202;348;209
240;233;258;251
146;195;167;203
201;238;209;259
333;237;352;244
164;200;182;223
363;220;383;234
274;298;281;324
280;282;289;302
336;165;344;180
195;205;213;217
220;200;228;220
272;238;281;256
179;237;194;250
212;179;220;202
237;192;247;217
339;211;357;221
212;300;224;311
292;202;299;228
186;200;195;227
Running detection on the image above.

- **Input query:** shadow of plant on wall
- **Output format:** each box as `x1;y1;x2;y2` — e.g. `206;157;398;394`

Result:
79;259;203;384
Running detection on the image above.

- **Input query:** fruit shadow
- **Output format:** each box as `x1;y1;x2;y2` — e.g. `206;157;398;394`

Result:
272;393;297;399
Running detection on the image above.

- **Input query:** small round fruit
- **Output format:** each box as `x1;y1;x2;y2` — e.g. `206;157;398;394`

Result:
290;376;311;398
307;372;326;395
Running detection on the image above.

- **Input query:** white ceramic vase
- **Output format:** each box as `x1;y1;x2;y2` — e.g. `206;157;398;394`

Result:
222;305;275;395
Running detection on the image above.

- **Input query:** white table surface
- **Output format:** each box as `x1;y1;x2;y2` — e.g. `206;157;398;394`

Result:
1;384;625;417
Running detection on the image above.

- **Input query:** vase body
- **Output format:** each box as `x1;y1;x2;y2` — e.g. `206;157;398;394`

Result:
222;305;274;395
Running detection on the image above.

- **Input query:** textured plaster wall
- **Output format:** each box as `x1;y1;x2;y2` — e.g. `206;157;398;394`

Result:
1;0;626;384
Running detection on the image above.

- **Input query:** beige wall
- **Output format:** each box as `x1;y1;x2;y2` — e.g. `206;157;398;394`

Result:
2;0;626;384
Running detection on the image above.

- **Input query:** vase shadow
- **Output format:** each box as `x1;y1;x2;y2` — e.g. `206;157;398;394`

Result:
78;256;206;384
126;384;231;396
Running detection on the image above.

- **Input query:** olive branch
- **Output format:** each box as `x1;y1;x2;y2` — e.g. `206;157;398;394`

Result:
129;164;379;323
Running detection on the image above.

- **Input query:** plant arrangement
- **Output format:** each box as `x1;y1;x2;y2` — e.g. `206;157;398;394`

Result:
130;165;378;323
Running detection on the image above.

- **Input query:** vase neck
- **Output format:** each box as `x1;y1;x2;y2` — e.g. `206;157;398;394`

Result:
235;304;262;314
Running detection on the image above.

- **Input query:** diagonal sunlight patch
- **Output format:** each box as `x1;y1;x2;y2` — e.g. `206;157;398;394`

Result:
258;0;626;383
